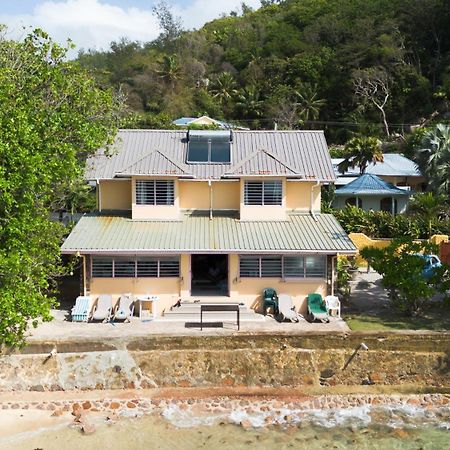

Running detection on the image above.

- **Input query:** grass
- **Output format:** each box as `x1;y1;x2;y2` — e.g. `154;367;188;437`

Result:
346;307;450;331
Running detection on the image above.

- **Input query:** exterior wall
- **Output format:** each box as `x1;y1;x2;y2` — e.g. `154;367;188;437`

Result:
178;181;240;210
99;180;132;211
239;178;287;221
382;175;425;192
286;181;320;212
131;176;180;220
333;195;409;214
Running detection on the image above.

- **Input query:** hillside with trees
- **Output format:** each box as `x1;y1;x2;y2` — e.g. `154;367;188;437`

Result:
77;0;450;143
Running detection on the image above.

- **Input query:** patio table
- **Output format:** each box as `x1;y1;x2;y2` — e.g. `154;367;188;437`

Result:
136;295;158;319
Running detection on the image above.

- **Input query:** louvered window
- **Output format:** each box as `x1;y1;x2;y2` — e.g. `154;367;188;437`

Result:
239;255;326;278
244;181;282;205
92;257;180;278
136;180;174;205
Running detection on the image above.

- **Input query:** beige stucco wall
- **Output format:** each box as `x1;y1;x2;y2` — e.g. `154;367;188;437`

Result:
99;180;132;211
286;181;321;212
179;181;240;210
212;181;240;210
131;177;180;220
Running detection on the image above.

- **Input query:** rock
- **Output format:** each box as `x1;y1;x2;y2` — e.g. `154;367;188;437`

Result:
82;401;92;410
110;402;120;410
126;402;136;409
30;385;45;392
82;423;96;435
240;419;252;430
391;428;409;439
51;408;64;417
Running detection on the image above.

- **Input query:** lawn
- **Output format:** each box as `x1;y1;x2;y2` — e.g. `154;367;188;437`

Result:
346;307;450;331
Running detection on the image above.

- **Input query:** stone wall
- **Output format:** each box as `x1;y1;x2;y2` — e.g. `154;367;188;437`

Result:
1;332;449;392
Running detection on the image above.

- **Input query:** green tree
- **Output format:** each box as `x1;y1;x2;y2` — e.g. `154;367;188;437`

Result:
338;137;383;175
415;124;450;196
0;28;122;347
209;72;238;105
294;83;326;125
157;54;182;90
236;86;264;120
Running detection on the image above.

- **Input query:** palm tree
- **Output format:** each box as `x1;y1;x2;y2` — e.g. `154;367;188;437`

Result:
294;83;326;125
236;86;264;119
408;192;449;237
209;72;238;104
415;124;450;196
338;137;383;175
157;54;181;90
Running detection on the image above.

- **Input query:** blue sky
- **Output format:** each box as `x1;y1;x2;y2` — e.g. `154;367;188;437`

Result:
0;0;261;53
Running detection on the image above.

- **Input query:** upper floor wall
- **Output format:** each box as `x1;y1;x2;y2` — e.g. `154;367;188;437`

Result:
97;177;321;220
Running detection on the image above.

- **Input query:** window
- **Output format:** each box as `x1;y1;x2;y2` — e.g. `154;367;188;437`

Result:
380;197;397;214
244;181;283;205
345;197;363;208
136;180;174;205
239;255;326;278
187;131;231;163
92;257;180;278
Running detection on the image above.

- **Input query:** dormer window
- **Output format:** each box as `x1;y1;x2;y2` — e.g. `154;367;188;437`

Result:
187;130;231;163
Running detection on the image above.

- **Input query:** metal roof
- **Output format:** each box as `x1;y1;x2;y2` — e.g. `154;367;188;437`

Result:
61;213;356;254
85;130;336;182
332;153;421;178
335;174;411;196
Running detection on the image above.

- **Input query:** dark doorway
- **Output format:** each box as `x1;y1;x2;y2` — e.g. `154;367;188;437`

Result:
191;254;228;296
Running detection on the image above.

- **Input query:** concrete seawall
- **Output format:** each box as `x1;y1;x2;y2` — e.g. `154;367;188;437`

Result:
1;332;449;392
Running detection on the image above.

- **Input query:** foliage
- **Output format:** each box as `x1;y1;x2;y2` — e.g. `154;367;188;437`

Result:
414;124;450;196
337;137;383;175
336;257;352;302
0;28;123;347
360;238;449;315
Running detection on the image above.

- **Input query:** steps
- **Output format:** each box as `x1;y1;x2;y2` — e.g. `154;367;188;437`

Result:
156;300;266;323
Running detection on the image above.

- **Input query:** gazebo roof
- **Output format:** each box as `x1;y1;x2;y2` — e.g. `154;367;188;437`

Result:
334;173;411;196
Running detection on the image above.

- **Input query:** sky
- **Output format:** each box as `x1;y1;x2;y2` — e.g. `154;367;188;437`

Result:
0;0;261;53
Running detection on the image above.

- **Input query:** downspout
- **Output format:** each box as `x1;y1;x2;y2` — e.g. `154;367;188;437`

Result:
310;179;320;221
96;179;101;212
208;180;213;220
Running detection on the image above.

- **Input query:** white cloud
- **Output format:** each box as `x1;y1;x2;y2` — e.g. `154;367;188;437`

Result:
0;0;160;54
0;0;262;56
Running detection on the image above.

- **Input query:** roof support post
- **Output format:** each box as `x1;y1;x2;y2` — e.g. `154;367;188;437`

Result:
310;180;320;221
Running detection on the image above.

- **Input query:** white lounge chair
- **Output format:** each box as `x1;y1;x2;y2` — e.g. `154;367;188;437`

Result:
71;296;92;322
325;295;341;318
277;294;303;323
112;294;135;322
91;294;113;322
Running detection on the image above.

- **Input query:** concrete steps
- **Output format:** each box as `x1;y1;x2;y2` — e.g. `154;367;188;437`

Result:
156;301;266;323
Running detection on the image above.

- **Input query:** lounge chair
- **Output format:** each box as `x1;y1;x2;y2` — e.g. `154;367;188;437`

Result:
277;294;303;322
91;294;113;322
325;295;341;318
112;294;135;322
307;293;329;323
262;288;278;316
71;296;92;322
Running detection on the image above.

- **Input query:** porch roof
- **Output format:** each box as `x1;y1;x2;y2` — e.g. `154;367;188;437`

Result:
61;213;356;255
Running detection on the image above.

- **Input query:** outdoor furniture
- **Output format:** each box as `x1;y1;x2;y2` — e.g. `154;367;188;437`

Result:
91;294;113;322
112;294;135;322
307;293;329;323
71;296;92;322
262;288;278;316
325;295;341;318
200;304;240;331
137;295;158;319
277;294;303;323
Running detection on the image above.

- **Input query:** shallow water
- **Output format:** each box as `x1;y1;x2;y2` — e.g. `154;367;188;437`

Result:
5;405;450;450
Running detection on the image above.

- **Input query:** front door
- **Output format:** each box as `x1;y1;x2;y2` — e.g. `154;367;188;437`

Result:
191;254;228;296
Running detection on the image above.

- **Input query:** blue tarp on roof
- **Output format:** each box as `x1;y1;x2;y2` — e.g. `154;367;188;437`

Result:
335;173;410;196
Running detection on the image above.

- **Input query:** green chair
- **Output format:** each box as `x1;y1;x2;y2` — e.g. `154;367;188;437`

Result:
307;293;329;323
262;288;278;316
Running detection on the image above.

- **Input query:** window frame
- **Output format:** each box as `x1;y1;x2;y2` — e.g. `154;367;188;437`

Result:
239;255;327;279
91;256;180;278
135;179;175;206
186;137;232;164
244;180;283;206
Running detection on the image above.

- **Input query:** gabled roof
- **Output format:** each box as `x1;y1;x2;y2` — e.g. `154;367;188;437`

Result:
335;173;411;196
86;129;336;181
332;153;421;178
117;149;193;177
61;213;356;255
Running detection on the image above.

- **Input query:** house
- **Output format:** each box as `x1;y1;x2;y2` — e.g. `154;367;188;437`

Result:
333;173;411;214
331;153;425;191
61;129;356;317
173;116;249;130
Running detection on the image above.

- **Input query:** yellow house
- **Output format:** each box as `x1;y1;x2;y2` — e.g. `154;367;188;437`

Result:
62;129;356;316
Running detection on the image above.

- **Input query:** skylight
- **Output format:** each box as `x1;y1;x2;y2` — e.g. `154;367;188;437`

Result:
187;130;232;164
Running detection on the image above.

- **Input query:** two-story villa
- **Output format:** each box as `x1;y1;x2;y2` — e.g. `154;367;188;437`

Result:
61;129;356;317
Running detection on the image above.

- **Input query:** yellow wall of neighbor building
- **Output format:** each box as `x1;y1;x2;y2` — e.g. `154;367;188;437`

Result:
99;180;132;210
286;181;321;212
131;176;180;220
179;181;240;210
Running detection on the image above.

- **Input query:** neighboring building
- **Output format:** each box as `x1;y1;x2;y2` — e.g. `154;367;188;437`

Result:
332;153;425;191
333;173;411;214
173;115;249;130
62;129;356;317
